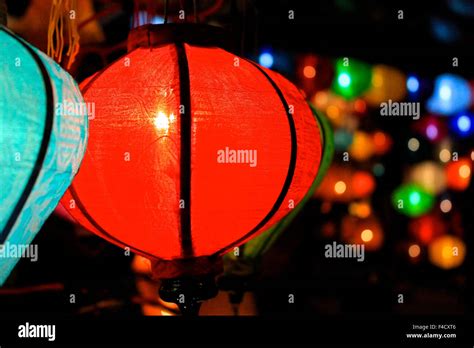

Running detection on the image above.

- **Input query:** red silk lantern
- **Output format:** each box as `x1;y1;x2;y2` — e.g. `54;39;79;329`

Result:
62;25;322;279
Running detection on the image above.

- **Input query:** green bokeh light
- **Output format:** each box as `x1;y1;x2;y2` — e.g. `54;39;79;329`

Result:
392;184;434;217
331;58;372;99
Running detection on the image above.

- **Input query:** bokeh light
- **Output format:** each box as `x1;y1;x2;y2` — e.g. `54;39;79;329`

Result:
259;52;274;68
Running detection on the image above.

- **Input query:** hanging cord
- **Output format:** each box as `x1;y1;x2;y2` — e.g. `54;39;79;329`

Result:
47;0;80;70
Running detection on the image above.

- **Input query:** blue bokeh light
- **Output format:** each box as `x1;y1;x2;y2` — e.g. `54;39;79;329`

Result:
451;113;474;137
406;76;420;93
259;52;274;68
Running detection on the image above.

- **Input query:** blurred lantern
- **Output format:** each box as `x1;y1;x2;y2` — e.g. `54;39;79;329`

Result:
413;115;447;143
372;163;385;177
426;74;471;116
430;17;461;44
0;26;88;285
221;105;333;310
311;90;367;128
61;24;322;313
392;184;435;217
334;129;354;151
349;131;375;161
348;201;372;218
409;213;446;245
331;57;372;100
296;54;334;96
372;131;392;155
363;65;406;107
450;112;474;137
341;214;384;251
445;158;472;191
311;90;356;127
408;161;446;195
315;165;375;202
406;74;433;102
353;99;367;115
408;243;422;261
448;0;474;17
351;171;376;198
428;235;466;270
439;198;453;213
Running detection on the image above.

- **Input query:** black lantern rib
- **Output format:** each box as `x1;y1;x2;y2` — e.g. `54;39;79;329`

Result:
176;41;194;258
213;59;298;256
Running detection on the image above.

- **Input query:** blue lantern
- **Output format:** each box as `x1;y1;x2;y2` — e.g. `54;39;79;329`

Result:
0;26;88;284
426;74;471;116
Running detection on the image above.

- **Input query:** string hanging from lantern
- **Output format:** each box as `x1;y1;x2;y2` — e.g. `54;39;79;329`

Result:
47;0;80;70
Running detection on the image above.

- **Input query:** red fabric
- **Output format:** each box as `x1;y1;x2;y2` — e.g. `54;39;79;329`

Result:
62;43;322;269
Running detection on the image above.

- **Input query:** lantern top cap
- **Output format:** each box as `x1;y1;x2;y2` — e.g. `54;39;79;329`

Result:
127;23;234;52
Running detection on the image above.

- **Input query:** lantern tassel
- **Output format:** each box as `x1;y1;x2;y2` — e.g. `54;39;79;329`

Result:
159;275;218;316
47;0;80;70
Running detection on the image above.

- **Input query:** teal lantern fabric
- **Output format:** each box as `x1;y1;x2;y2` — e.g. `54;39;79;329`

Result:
0;26;88;284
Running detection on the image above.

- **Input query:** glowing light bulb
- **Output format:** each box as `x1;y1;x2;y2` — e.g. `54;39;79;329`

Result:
334;181;347;194
426;74;471;115
440;199;452;213
426;124;439;140
457;115;471;132
439;149;451;162
361;229;373;242
452;113;474;137
408;244;421;258
338;73;351;87
408;138;420;152
409;191;421;205
303;65;316;79
154;111;170;131
439;85;452;100
459;164;471;179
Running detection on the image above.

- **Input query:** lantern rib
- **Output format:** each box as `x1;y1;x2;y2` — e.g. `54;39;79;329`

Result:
212;59;298;256
175;42;194;258
0;28;55;243
66;47;159;258
68;185;158;260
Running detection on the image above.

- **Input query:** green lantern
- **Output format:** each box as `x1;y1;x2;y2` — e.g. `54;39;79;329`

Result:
331;58;372;99
220;104;334;310
391;184;435;217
